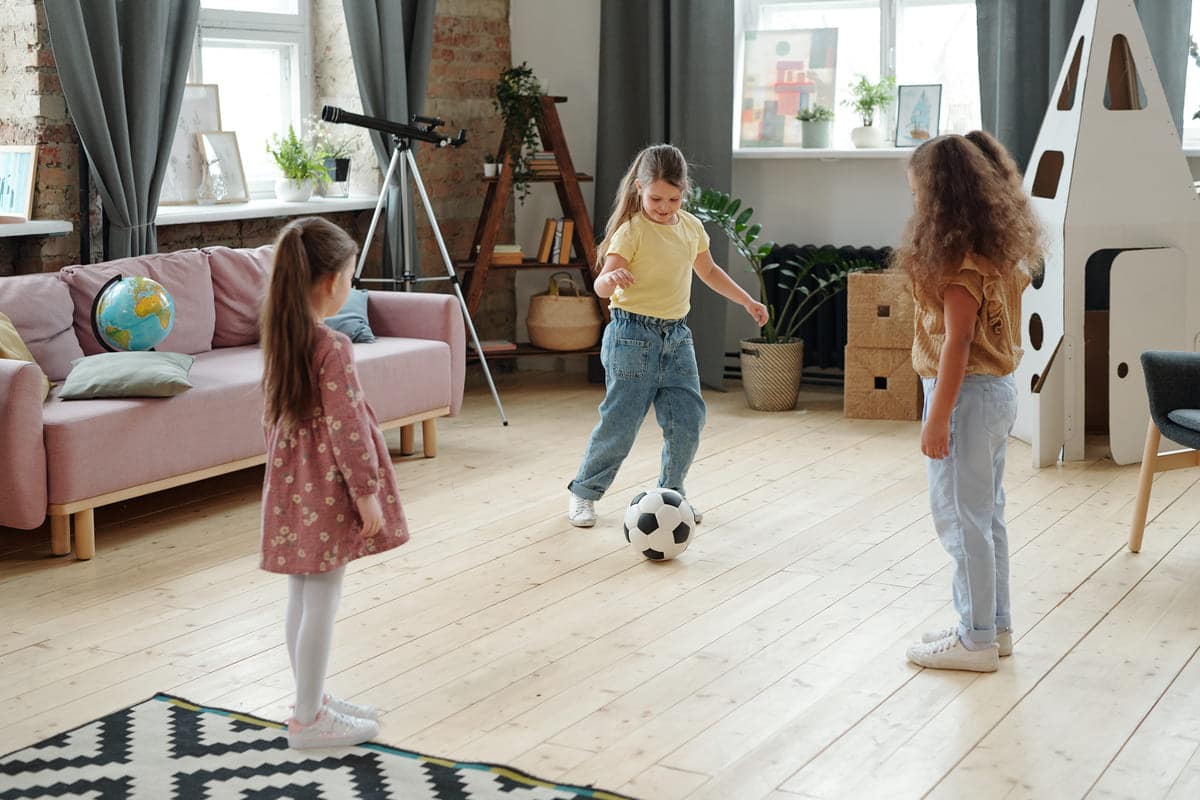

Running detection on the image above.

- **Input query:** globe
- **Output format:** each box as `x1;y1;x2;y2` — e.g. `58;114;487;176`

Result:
93;275;176;351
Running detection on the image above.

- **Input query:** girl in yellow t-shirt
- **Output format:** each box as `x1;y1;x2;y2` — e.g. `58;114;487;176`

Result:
895;131;1042;673
567;144;767;528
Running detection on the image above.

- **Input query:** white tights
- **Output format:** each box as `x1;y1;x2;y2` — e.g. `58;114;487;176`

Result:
285;566;346;724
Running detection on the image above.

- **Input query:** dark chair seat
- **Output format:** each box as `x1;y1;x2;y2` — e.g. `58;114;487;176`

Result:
1166;409;1200;442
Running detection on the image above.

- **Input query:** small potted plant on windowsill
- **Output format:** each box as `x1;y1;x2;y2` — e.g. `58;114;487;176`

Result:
267;125;328;202
845;74;896;149
307;115;353;198
483;153;498;178
796;104;835;148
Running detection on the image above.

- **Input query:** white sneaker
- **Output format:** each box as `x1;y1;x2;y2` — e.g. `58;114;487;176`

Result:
922;626;1012;657
568;492;596;527
325;693;379;721
907;634;999;672
287;707;379;749
691;508;703;525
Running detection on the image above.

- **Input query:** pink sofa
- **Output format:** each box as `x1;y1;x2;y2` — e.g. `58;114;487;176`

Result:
0;245;464;560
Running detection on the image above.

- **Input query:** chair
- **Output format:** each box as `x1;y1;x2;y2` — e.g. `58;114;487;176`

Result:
1129;350;1200;552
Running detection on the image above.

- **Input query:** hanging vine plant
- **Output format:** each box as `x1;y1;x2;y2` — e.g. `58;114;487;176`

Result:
493;62;544;204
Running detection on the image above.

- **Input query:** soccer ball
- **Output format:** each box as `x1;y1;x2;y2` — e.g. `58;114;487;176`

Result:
623;488;696;561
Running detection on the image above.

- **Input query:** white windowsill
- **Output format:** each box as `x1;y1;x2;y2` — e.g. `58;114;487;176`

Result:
733;147;914;160
155;195;379;226
0;220;73;238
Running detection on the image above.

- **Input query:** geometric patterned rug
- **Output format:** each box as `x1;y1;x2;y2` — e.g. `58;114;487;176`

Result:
0;693;639;799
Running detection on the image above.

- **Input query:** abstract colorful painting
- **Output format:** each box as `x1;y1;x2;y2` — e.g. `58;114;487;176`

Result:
740;28;838;147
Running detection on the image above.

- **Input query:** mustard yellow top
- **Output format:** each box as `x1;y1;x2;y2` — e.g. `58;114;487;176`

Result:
605;209;709;320
911;255;1031;378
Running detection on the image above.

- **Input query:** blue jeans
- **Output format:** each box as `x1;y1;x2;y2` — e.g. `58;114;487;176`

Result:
923;374;1018;646
569;308;706;501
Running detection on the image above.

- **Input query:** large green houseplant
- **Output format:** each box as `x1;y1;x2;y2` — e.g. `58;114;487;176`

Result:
687;187;872;410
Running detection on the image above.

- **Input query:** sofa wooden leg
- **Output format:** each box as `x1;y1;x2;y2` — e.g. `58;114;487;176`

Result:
49;514;70;557
1129;419;1161;553
73;509;96;560
400;424;416;456
422;418;438;458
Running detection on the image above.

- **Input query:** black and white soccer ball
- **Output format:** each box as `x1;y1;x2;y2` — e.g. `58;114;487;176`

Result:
623;488;696;561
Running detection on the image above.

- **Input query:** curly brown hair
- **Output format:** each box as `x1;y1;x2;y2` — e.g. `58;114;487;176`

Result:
893;131;1042;307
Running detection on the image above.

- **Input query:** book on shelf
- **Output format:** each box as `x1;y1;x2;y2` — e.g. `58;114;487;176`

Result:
558;219;574;263
475;243;523;265
469;339;518;352
536;218;556;262
548;217;564;263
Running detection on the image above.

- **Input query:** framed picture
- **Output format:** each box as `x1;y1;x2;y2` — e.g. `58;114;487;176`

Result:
895;84;942;147
740;28;839;148
0;145;38;222
196;131;249;203
161;84;222;205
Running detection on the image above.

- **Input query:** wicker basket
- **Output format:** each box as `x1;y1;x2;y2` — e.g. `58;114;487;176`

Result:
739;337;804;411
527;272;603;351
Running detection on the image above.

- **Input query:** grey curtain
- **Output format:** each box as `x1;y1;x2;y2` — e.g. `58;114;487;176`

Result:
978;0;1192;171
44;0;198;258
596;0;734;390
342;0;436;284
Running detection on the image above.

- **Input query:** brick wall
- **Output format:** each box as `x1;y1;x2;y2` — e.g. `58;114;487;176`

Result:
0;0;519;341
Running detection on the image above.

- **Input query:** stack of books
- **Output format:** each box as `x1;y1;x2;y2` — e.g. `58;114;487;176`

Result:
536;217;575;264
528;151;559;176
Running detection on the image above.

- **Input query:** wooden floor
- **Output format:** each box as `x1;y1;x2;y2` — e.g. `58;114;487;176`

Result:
3;372;1199;800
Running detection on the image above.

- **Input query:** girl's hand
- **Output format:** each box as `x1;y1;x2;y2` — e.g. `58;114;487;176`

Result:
356;493;384;537
921;417;951;460
603;269;635;291
745;300;769;327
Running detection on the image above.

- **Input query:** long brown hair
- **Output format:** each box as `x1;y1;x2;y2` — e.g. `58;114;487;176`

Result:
596;144;689;271
893;131;1042;307
261;217;358;429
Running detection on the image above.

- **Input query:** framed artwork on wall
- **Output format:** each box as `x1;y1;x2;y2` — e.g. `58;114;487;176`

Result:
739;28;839;148
0;145;38;223
161;84;222;205
895;84;942;147
196;132;249;203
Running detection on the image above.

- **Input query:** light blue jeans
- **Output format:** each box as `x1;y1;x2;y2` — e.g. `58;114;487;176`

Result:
923;374;1018;647
569;308;706;501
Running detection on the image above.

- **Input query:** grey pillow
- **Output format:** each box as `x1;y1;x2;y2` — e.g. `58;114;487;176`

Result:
59;351;195;400
324;289;376;343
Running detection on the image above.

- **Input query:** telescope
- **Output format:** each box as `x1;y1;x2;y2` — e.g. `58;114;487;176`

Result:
320;105;467;148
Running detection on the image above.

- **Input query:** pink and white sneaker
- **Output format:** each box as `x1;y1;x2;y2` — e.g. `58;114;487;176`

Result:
287;707;379;749
325;693;380;721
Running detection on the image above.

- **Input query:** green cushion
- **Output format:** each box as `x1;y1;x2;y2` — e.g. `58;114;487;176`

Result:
59;351;195;400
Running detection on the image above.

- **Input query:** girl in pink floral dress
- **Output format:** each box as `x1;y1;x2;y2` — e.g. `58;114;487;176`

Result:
259;217;408;749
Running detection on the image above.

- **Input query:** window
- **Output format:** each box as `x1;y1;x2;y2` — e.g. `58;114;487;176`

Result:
188;0;311;196
735;0;980;149
1183;1;1200;147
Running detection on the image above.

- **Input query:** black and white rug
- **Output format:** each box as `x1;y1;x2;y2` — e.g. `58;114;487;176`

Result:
0;693;637;799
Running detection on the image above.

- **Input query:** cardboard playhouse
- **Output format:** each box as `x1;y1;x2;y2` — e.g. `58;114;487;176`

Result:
1015;0;1200;467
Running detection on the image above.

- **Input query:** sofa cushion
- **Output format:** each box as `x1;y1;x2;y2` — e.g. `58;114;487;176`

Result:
58;249;216;356
0;273;85;381
0;311;51;399
41;336;452;505
206;244;273;347
60;351;195;399
325;288;376;343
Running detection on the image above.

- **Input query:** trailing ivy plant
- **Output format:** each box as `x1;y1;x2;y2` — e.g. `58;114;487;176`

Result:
686;187;873;344
493;62;544;204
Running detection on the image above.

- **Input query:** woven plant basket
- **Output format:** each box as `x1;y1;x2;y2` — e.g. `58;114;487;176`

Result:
739;337;804;411
527;272;603;351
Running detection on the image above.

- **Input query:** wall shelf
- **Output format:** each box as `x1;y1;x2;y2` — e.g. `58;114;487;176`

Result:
0;220;72;238
155;195;379;226
733;147;914;160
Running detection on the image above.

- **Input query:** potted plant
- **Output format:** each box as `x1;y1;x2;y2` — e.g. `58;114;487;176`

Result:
687;187;873;411
483;153;498;178
306;115;353;197
267;125;327;202
494;62;543;204
796;104;835;148
845;74;896;149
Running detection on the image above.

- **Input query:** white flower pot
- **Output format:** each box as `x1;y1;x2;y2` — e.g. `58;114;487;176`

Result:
483;163;498;177
800;120;833;149
274;178;313;202
851;125;886;149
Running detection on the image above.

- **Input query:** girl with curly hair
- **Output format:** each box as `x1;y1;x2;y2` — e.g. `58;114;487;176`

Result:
893;131;1042;673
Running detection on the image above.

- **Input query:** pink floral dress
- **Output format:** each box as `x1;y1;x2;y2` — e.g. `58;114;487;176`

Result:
260;325;409;574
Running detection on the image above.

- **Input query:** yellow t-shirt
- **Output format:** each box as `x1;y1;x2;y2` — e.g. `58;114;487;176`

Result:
911;254;1032;378
605;209;709;320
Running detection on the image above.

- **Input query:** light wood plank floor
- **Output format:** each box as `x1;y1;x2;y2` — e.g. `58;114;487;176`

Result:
2;372;1199;799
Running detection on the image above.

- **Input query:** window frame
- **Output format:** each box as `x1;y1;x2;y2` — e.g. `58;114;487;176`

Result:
188;2;313;197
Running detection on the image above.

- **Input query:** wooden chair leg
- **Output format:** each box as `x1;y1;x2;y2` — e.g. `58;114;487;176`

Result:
422;418;438;458
1129;419;1161;553
49;514;70;557
400;424;416;456
73;509;96;560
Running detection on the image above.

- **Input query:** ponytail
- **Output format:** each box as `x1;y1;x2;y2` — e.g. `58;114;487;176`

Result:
261;217;359;428
595;144;690;272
